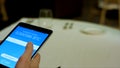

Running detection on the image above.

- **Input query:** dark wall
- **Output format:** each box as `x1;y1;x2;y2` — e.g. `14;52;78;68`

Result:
5;0;54;22
5;0;83;21
54;0;83;18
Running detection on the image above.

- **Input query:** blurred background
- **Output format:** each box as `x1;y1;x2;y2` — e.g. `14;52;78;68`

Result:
0;0;119;30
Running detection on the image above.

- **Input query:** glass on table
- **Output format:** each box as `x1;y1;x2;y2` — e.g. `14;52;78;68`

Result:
39;9;53;18
38;9;53;29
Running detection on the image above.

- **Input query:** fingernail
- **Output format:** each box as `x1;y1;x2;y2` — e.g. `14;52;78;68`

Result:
28;42;33;44
26;42;33;48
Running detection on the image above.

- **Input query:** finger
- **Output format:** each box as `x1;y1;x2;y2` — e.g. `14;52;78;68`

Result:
0;40;1;42
31;53;40;68
22;42;33;59
33;53;40;63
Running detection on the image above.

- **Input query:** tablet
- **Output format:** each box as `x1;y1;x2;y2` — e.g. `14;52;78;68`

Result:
0;22;53;68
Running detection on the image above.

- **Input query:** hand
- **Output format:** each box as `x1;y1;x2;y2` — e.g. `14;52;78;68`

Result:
15;42;40;68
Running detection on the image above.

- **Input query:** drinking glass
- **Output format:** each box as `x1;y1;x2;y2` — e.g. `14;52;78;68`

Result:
38;9;53;29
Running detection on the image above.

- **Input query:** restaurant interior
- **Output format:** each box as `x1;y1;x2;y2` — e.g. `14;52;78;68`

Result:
0;0;119;30
0;0;120;68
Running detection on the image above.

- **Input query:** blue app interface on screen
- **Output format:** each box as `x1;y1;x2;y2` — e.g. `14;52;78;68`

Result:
0;26;48;68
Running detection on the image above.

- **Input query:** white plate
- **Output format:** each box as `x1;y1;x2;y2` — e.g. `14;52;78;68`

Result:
80;27;105;35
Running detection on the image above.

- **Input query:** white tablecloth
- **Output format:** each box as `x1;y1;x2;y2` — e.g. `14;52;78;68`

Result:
0;18;120;68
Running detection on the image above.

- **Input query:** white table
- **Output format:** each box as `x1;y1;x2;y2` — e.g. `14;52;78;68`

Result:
0;18;120;68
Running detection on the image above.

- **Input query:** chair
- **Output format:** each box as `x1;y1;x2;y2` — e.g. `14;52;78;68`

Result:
0;0;8;21
99;0;120;28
